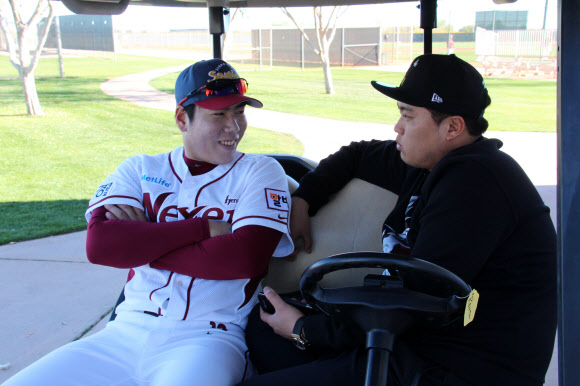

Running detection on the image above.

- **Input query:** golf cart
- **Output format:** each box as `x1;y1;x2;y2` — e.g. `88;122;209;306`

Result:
58;0;580;385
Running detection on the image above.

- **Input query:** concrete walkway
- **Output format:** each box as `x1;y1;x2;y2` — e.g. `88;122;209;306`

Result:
0;65;558;384
0;232;127;383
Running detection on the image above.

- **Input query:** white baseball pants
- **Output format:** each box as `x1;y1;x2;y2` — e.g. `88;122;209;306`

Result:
3;311;252;386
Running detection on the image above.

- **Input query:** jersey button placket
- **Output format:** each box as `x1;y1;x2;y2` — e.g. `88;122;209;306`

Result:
165;274;188;318
179;178;197;212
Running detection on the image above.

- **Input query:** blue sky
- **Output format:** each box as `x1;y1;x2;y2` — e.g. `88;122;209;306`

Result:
53;0;558;32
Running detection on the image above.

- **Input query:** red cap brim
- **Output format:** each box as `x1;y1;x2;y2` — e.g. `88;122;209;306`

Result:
194;94;263;110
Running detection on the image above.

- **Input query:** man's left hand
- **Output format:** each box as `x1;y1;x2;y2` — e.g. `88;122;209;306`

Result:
259;286;305;340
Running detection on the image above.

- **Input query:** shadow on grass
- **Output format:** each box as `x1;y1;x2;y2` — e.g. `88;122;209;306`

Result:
2;77;119;106
36;77;117;103
0;200;89;246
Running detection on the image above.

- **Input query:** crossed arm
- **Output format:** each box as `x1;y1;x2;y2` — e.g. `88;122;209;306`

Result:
86;204;282;280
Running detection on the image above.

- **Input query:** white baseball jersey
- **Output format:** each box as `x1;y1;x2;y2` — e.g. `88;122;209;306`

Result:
86;147;293;327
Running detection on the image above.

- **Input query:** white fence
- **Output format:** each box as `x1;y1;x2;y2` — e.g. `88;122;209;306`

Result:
381;26;415;65
475;27;557;59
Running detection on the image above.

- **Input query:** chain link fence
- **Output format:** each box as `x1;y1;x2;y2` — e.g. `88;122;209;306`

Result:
0;13;558;80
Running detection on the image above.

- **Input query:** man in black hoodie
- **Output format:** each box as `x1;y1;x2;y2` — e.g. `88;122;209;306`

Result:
241;54;557;386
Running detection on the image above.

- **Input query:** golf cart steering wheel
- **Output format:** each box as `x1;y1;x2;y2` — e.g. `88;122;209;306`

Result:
299;252;472;386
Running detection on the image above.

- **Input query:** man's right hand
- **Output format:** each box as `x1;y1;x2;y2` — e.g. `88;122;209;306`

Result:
208;221;232;237
290;196;312;254
104;204;148;222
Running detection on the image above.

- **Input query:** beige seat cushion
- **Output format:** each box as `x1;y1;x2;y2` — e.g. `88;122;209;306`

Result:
264;178;398;294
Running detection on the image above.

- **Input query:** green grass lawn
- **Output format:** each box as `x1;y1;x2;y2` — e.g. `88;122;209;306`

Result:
0;55;303;245
0;54;556;245
152;65;557;133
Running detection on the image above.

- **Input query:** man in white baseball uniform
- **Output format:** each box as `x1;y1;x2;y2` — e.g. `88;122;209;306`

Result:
4;59;293;386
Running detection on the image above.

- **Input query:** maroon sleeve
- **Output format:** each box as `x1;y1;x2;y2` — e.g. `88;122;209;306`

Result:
86;206;210;268
149;225;283;280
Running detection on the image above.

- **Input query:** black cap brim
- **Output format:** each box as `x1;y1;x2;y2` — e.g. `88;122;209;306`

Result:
371;80;424;108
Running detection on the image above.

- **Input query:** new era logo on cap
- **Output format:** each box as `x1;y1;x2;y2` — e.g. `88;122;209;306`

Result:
431;93;443;103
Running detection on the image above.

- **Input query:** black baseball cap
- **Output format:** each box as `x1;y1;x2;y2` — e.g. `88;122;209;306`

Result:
371;54;488;119
175;59;263;110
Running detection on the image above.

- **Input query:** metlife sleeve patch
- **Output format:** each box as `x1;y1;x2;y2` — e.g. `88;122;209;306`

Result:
95;182;114;198
265;188;289;211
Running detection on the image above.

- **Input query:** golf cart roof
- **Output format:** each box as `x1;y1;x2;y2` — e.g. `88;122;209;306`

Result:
58;0;518;15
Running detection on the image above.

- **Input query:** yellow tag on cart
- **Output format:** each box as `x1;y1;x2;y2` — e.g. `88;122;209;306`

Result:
464;289;479;326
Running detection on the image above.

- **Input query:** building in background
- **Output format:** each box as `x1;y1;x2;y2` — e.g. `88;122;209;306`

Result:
475;10;528;31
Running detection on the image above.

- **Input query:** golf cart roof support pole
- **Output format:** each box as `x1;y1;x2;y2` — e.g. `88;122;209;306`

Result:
557;0;580;384
208;6;225;59
420;0;437;54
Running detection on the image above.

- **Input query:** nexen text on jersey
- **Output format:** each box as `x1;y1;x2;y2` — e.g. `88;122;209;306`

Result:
141;174;171;188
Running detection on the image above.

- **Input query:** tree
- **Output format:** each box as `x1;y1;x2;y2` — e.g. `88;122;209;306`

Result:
282;6;347;94
436;18;449;32
460;25;474;33
0;0;54;116
434;19;456;34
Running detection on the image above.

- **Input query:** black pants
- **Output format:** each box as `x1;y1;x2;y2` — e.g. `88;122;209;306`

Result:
238;305;471;386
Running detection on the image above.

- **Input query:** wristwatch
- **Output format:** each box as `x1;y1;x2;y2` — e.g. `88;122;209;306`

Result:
291;316;309;350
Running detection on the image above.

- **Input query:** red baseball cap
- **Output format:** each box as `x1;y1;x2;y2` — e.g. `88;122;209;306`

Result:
175;59;263;110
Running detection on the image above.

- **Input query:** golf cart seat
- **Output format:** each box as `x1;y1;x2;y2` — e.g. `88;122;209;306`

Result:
264;153;399;293
264;177;399;293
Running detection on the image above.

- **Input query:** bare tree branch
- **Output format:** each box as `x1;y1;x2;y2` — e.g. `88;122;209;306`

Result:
0;10;20;69
229;7;240;23
282;7;320;55
7;0;22;26
329;6;346;33
222;8;240;55
27;0;53;74
320;6;345;49
314;7;322;51
320;6;336;37
327;6;348;32
281;5;341;94
325;8;341;48
3;0;56;115
28;0;50;27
